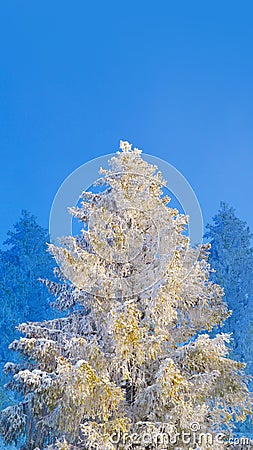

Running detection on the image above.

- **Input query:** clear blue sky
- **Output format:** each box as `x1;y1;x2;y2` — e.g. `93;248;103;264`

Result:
1;1;253;243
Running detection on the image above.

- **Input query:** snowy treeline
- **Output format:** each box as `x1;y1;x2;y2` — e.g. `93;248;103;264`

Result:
0;145;251;449
0;176;252;448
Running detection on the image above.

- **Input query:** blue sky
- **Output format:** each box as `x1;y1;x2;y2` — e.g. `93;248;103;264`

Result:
1;1;253;243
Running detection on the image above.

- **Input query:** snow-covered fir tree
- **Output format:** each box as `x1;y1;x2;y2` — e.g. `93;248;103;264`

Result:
0;143;252;450
205;202;253;437
0;210;57;363
0;210;59;420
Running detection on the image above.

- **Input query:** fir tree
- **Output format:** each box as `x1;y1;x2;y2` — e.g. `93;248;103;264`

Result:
205;202;253;437
0;210;59;427
0;210;56;363
0;143;252;450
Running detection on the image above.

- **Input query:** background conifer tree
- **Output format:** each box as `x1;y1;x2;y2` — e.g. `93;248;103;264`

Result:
0;144;252;449
0;210;57;362
0;211;57;415
206;202;253;437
